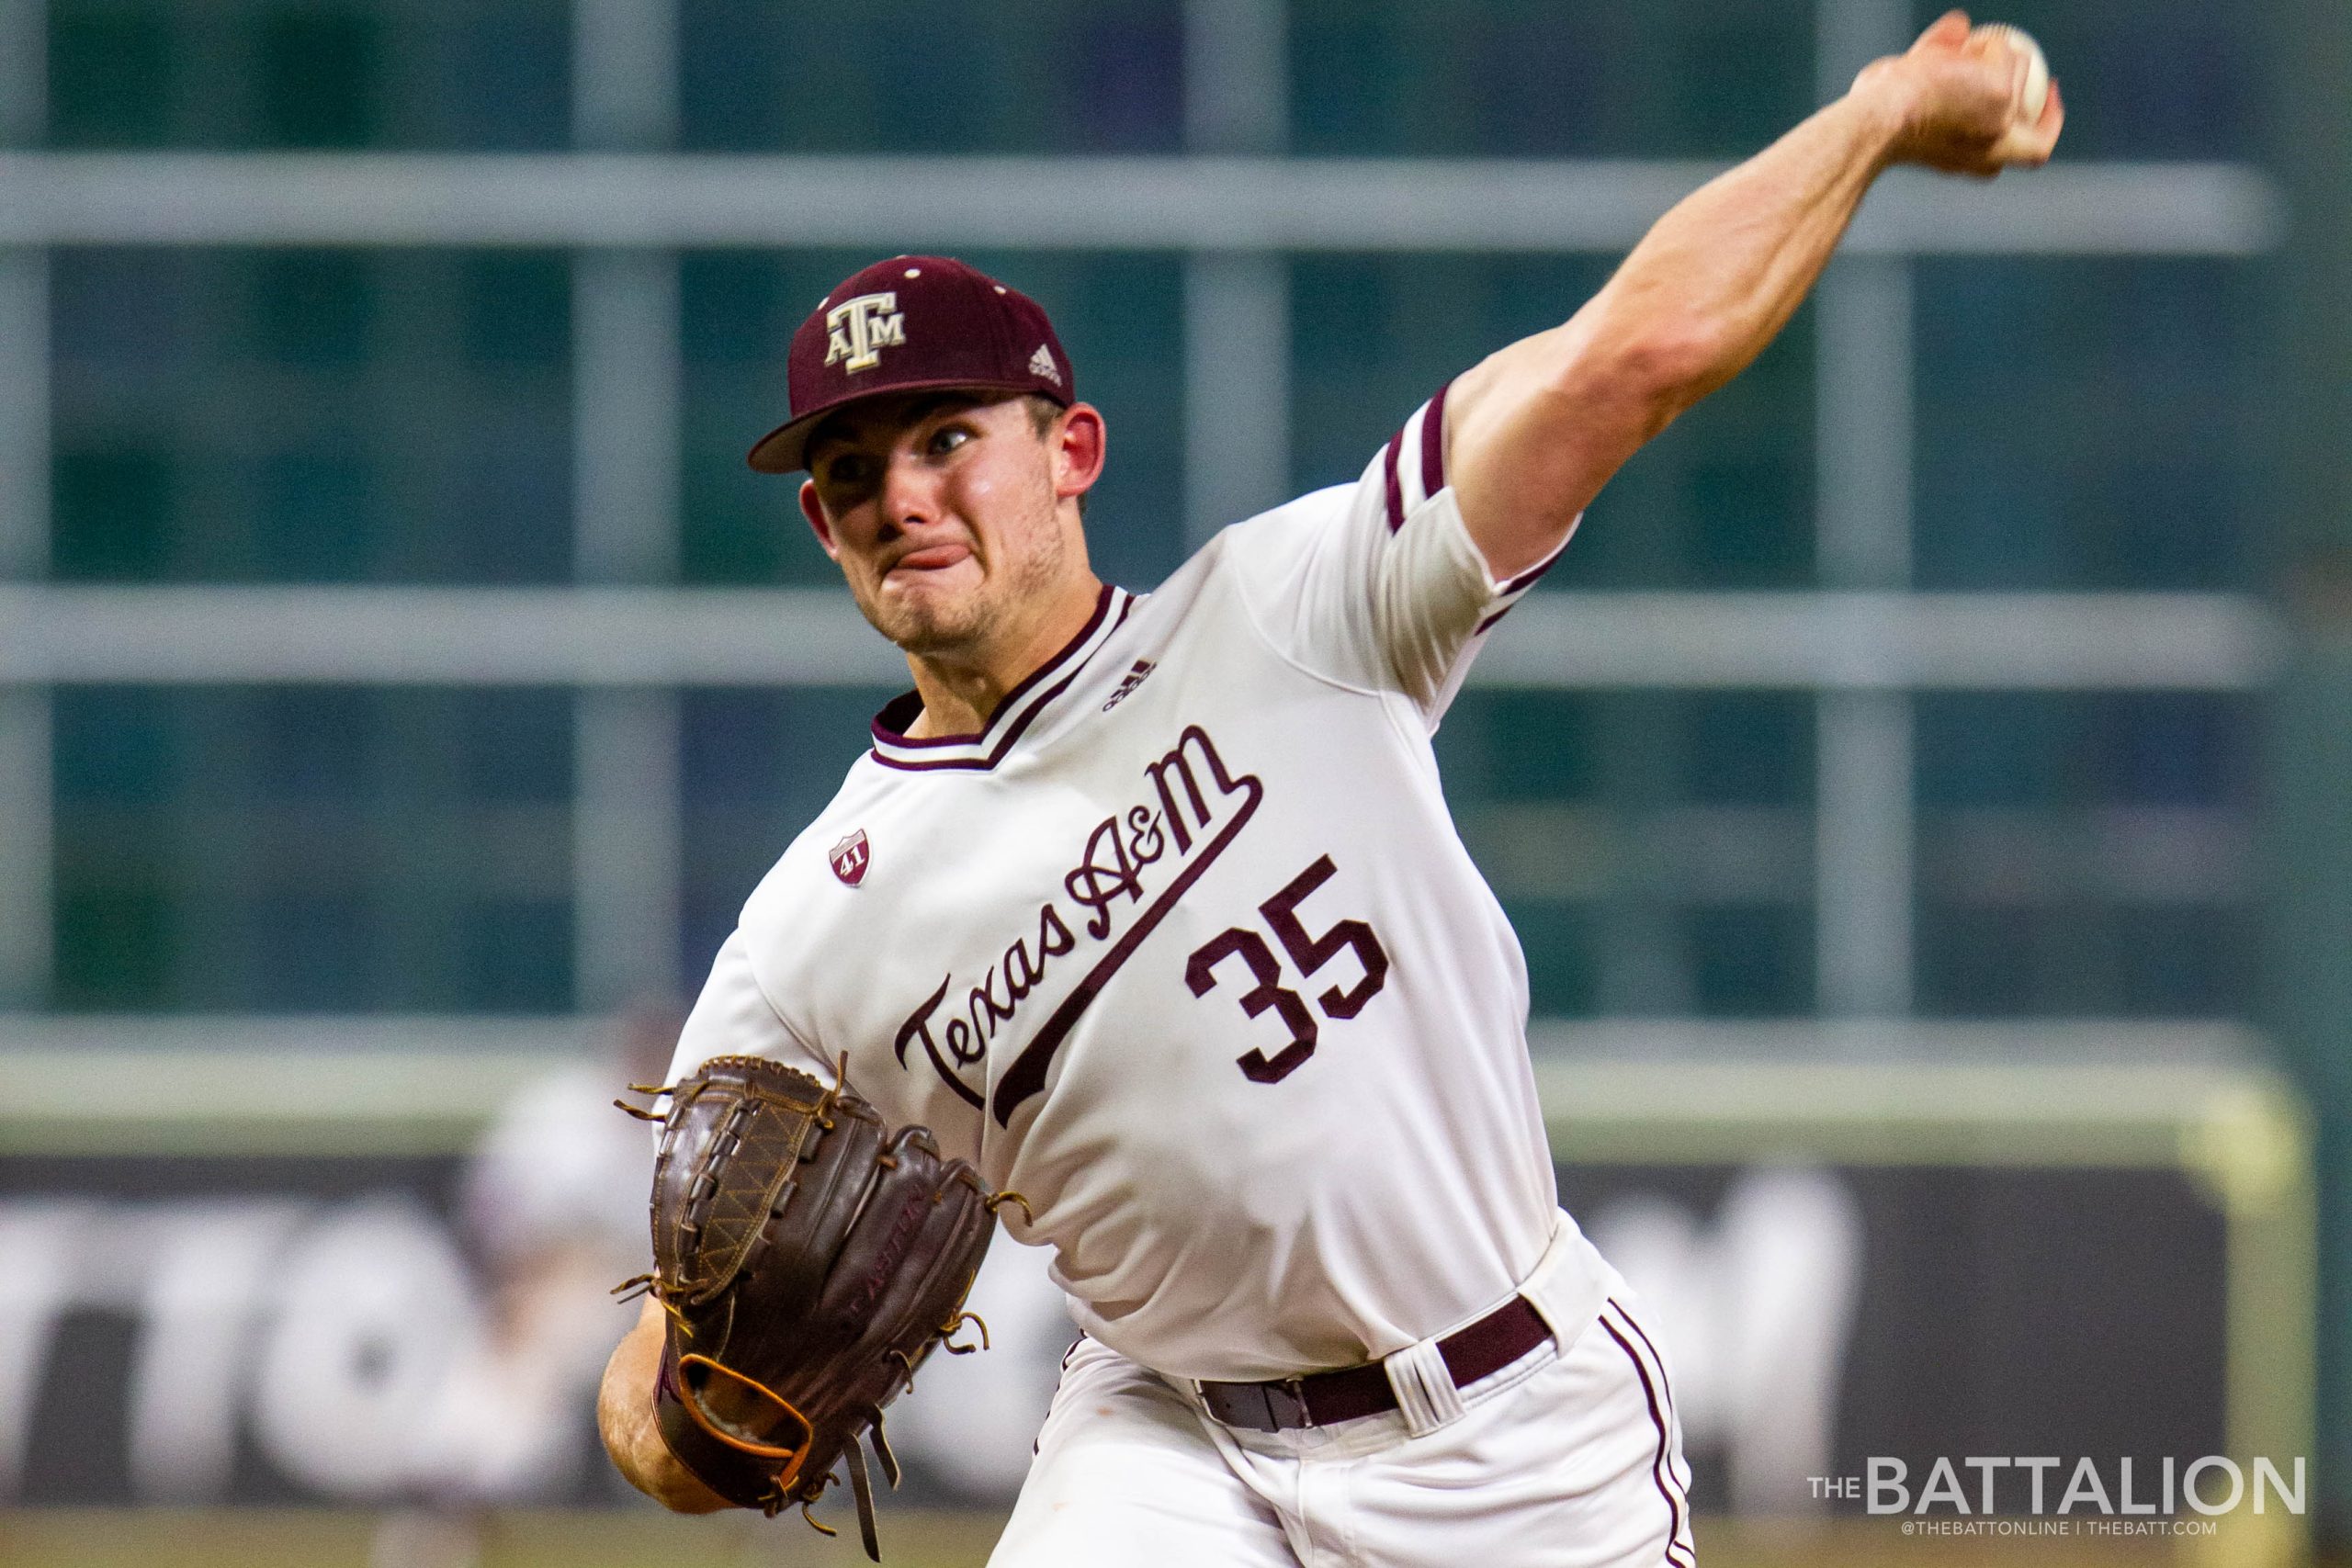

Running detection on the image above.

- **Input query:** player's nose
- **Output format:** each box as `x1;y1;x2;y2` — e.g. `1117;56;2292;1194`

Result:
875;451;942;532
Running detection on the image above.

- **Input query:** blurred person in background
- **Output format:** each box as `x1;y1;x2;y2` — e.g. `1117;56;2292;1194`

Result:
416;1008;677;1503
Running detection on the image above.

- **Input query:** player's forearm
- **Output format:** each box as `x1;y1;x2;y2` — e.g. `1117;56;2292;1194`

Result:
1592;85;1905;412
598;1299;731;1513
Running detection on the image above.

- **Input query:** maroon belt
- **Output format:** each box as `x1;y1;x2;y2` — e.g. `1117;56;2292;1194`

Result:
1195;1296;1553;1432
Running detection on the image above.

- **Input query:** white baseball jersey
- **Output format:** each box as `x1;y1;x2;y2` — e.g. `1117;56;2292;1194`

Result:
669;386;1601;1383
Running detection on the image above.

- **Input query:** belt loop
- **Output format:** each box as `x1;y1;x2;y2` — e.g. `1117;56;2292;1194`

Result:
1382;1337;1465;1437
1519;1208;1603;1357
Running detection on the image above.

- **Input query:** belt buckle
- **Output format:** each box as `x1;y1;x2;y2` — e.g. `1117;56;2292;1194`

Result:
1261;1376;1311;1431
1199;1374;1314;1433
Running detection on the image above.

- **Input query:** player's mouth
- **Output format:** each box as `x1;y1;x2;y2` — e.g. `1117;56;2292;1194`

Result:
886;543;972;578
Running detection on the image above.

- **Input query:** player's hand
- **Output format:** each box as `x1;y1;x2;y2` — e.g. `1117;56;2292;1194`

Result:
1851;10;2064;176
598;1298;731;1514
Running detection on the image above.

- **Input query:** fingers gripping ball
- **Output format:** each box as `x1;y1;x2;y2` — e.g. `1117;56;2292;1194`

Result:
1976;22;2050;125
616;1056;1007;1560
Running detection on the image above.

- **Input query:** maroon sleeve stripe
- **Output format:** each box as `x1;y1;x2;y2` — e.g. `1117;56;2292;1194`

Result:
1501;553;1560;594
1419;380;1450;498
1477;547;1565;633
1382;423;1408;533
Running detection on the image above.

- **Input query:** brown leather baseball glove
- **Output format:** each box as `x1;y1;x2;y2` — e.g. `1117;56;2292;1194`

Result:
616;1055;1005;1559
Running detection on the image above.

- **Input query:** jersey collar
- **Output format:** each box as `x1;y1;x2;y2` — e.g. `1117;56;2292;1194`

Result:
869;584;1134;773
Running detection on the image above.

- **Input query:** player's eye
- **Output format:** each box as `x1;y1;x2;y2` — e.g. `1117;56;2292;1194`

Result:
824;454;873;488
927;425;971;457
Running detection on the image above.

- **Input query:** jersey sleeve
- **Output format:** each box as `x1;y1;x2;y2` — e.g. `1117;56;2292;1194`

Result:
664;926;834;1089
1227;381;1575;727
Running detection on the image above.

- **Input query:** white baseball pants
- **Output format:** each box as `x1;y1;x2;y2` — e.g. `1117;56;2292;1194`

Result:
988;1281;1696;1568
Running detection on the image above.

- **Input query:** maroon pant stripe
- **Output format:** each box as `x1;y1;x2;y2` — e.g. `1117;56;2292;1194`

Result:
1601;1303;1695;1568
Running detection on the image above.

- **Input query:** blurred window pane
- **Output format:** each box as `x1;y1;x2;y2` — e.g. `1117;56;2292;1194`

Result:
248;892;373;1006
1290;0;1806;159
1509;902;1598;1018
1917;694;2253;811
249;252;375;366
50;689;574;1012
1683;694;1813;807
435;5;569;150
47;3;176;147
255;7;382;148
1685;906;1813;1016
51;448;174;580
1914;693;2255;1018
2022;9;2258;161
680;0;1182;152
1914;260;2265;591
463;690;575;804
254;449;377;582
1439;692;1816;1018
51;249;572;584
251;689;378;803
46;1;567;151
53;886;174;1010
53;690;178;806
461;254;571;367
462;897;574;1011
1917;904;2253;1019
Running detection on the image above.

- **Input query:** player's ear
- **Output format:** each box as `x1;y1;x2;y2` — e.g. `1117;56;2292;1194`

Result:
1053;402;1106;503
798;479;842;559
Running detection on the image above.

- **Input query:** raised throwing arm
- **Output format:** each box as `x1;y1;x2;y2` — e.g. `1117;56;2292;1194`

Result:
1443;10;2064;580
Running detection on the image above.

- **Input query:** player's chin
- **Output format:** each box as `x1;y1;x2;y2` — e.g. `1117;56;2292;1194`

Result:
866;579;988;654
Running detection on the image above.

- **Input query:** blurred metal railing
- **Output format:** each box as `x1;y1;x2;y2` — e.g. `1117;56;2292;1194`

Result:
0;152;2286;254
0;584;2285;690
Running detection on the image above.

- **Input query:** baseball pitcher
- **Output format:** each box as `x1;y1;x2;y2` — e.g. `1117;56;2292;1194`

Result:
598;16;2063;1562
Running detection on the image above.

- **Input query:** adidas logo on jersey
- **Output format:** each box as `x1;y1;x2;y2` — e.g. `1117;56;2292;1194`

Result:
1102;659;1156;712
1028;344;1062;386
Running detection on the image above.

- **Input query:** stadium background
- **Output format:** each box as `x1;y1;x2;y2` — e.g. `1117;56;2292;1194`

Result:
0;1;2344;1564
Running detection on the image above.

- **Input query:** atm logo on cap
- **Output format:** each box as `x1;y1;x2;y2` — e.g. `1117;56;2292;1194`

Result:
824;292;906;374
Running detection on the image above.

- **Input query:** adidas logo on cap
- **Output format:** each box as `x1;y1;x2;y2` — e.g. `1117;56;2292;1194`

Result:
1028;344;1062;386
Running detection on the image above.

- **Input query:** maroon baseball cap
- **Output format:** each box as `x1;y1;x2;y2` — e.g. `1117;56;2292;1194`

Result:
746;255;1075;474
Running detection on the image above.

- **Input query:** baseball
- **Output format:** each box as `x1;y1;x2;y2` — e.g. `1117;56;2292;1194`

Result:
1979;22;2051;125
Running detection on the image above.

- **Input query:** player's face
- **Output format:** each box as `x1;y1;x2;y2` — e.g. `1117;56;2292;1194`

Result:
798;392;1096;660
